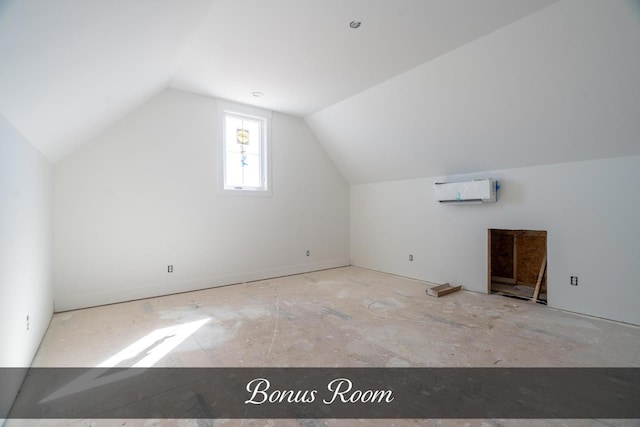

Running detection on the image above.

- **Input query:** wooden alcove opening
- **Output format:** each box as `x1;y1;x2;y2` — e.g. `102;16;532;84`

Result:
488;229;547;304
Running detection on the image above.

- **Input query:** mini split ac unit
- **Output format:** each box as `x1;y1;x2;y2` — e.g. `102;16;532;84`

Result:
433;178;497;204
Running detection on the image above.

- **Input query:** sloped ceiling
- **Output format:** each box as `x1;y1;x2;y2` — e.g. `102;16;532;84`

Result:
0;0;213;162
306;0;640;184
170;0;558;116
2;0;638;183
1;0;558;164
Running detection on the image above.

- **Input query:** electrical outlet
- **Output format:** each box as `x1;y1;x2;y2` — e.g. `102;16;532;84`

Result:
306;250;310;257
409;255;414;261
168;265;173;273
570;276;578;286
26;315;29;331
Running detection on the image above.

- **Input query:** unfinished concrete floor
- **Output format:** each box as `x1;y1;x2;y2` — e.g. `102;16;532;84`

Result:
11;267;640;426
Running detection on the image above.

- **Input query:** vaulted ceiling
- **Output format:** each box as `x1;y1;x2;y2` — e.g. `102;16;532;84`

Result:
1;0;639;183
306;0;640;183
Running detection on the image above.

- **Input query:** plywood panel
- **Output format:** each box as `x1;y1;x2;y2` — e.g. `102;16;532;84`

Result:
516;231;547;292
489;229;547;301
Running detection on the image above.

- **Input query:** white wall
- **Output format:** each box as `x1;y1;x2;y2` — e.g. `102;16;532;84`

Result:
351;155;640;325
0;114;53;420
54;89;350;311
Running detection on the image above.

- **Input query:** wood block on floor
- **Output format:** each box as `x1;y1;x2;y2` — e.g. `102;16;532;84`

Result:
427;283;462;297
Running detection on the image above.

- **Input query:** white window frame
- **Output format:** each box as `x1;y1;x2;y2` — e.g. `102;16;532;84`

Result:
217;101;272;196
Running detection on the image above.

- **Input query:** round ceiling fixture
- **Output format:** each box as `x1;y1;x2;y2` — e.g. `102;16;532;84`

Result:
349;21;361;29
251;91;264;98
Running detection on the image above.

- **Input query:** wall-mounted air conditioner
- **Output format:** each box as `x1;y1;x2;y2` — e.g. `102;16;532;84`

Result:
433;178;497;204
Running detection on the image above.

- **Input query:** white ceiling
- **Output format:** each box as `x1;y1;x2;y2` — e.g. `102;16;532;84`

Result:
306;0;640;184
170;0;559;116
1;0;638;183
0;0;212;162
1;0;558;163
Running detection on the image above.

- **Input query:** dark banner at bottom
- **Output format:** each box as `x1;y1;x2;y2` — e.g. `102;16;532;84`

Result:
3;368;640;419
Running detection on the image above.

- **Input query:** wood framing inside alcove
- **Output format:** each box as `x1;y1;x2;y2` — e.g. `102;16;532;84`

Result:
488;229;547;304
